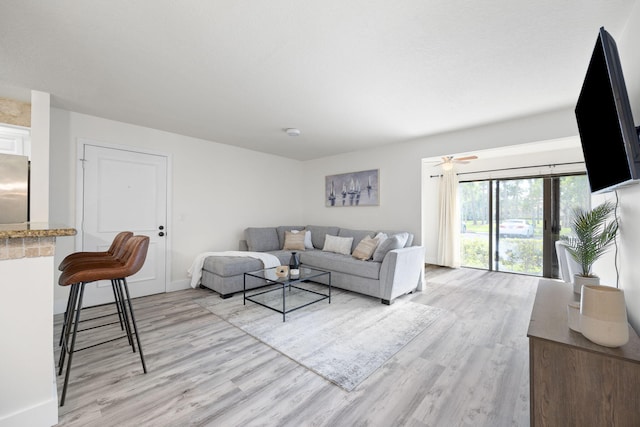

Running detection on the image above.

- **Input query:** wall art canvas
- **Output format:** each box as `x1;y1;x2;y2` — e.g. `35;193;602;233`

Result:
325;169;379;207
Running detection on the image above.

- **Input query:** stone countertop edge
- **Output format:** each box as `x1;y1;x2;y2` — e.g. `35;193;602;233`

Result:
0;222;77;239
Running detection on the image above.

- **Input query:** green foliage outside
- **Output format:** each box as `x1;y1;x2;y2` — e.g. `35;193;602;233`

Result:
461;237;544;274
498;238;543;275
460;238;489;268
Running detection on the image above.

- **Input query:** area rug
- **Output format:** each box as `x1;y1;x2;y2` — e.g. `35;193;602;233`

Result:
194;285;445;391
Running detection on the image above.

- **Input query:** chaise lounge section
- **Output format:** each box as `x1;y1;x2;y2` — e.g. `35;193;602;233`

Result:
199;225;425;304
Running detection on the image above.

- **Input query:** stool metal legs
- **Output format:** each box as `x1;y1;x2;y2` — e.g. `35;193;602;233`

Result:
119;278;147;373
58;280;128;347
58;279;146;406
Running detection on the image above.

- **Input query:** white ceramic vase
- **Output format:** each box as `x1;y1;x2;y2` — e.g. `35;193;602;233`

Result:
567;302;581;332
580;284;629;347
573;274;599;294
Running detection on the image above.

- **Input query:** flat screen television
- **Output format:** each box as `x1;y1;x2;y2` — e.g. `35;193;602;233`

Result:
575;27;640;194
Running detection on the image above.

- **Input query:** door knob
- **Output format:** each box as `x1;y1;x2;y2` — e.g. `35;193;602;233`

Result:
158;231;165;237
159;225;164;230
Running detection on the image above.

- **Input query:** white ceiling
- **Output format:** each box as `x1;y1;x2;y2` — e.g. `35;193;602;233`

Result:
0;1;637;160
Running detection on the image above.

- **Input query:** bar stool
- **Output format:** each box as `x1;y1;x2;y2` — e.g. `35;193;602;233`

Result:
57;231;133;346
57;235;150;406
58;231;133;270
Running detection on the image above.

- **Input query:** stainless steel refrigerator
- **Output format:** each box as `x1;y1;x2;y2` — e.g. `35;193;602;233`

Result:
0;153;29;224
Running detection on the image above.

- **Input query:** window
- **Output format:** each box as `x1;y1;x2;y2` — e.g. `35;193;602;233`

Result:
460;174;590;277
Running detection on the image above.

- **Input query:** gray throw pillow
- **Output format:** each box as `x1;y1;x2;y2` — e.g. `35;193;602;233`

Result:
372;234;404;262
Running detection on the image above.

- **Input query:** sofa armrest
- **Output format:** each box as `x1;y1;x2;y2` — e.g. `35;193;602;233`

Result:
379;245;426;302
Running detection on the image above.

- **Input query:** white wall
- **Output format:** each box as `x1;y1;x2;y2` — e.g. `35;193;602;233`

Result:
49;110;303;310
30;91;50;222
609;1;640;332
301;107;578;242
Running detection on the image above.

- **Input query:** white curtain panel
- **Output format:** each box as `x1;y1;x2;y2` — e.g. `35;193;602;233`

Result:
437;168;460;268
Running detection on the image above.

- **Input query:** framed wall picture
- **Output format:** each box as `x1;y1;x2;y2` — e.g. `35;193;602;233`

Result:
325;169;379;207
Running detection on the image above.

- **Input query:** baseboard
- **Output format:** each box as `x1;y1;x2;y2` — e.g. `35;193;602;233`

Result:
0;396;58;427
168;278;191;292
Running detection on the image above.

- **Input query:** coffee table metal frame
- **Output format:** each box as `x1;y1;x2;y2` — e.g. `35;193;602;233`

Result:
243;266;331;322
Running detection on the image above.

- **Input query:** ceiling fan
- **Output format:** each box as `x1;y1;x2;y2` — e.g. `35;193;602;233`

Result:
434;155;478;169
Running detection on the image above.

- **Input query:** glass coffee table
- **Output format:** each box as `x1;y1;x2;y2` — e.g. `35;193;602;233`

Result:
243;266;331;322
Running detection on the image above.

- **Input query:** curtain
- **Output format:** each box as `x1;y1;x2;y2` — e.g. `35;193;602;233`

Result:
437;168;461;268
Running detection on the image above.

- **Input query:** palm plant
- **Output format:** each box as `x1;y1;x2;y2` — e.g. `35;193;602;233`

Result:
562;201;618;277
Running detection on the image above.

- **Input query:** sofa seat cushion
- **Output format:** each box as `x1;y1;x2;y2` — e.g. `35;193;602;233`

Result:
301;251;381;280
202;256;265;277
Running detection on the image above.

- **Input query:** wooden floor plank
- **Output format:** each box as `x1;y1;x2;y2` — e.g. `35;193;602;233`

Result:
54;266;538;426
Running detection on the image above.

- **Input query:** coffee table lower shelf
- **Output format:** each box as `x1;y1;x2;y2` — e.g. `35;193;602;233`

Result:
243;267;331;322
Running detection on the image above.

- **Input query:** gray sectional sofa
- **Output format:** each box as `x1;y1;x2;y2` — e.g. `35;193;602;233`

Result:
199;225;426;304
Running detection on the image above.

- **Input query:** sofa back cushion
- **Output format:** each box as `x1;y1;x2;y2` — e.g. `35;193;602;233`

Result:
245;227;280;252
306;225;340;249
338;228;376;253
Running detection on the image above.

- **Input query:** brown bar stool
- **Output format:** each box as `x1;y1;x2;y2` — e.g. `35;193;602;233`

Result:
57;231;134;346
58;231;133;270
57;235;150;406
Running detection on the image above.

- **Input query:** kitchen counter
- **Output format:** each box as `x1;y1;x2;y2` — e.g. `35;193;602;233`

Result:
0;222;76;260
0;222;76;239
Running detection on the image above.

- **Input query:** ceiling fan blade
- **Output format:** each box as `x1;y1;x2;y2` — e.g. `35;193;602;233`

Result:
454;155;478;161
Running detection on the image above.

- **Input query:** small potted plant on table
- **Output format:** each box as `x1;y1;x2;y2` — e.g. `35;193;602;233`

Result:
562;201;618;294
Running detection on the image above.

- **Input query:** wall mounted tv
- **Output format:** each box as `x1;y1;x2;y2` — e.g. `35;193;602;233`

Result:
575;26;640;194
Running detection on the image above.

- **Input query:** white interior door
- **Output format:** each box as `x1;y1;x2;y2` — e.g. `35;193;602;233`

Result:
81;143;168;305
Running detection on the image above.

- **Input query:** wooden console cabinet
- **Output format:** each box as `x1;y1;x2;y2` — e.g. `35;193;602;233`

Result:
528;279;640;426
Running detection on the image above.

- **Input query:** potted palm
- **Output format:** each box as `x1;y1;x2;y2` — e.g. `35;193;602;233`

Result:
562;201;618;294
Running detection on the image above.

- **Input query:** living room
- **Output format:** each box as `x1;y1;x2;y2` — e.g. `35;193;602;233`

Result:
2;1;640;425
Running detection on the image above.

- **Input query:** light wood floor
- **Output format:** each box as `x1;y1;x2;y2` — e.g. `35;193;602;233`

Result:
54;266;539;427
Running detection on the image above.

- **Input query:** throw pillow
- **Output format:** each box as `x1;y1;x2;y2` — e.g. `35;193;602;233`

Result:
322;234;353;255
394;232;410;248
374;232;388;242
290;229;314;249
283;230;306;251
372;234;404;262
352;237;379;261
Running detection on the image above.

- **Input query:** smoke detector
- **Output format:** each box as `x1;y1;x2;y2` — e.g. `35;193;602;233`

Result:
285;128;301;136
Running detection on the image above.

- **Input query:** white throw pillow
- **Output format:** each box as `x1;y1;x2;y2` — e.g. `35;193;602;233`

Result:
304;230;313;249
322;234;353;255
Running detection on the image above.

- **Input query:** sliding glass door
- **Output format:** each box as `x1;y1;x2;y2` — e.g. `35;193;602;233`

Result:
460;174;589;278
495;178;543;275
